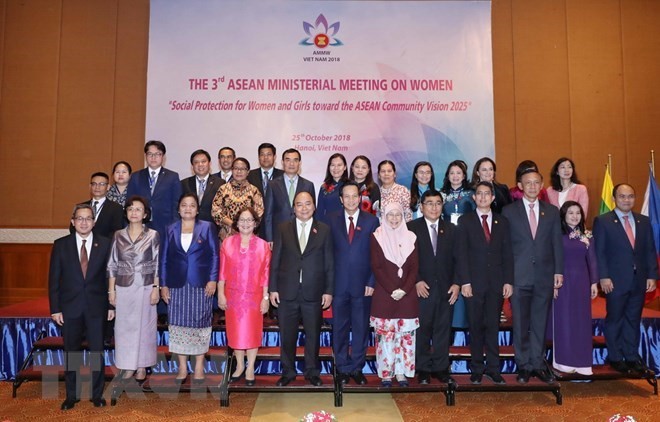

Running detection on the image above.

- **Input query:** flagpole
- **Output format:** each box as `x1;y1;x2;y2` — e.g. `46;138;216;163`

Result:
651;150;655;177
608;154;612;178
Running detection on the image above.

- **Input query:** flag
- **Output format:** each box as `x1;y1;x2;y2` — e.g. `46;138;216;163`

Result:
599;166;615;214
642;165;660;303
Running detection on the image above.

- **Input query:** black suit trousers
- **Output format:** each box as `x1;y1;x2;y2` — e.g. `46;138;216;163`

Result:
465;288;504;373
511;284;553;371
416;286;453;372
62;312;105;400
278;287;322;378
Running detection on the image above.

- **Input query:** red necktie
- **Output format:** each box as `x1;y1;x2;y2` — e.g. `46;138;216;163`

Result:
481;214;491;243
623;215;635;248
348;216;355;244
80;239;88;278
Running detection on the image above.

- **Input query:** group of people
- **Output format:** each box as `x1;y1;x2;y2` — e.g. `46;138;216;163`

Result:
48;141;658;410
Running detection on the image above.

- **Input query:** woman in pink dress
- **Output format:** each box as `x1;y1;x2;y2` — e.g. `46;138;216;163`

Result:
218;207;271;386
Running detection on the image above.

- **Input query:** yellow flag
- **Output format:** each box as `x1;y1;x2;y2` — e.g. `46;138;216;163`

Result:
599;167;615;214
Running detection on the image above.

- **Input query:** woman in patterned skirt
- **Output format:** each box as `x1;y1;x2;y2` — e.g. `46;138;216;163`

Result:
160;193;219;384
212;157;264;241
370;202;419;387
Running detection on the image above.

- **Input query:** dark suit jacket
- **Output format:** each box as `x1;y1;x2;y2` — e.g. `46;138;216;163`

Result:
329;210;380;296
264;175;316;241
126;167;182;239
593;211;659;285
180;174;225;223
269;218;334;302
247;167;284;198
456;211;514;293
69;199;124;239
406;217;456;291
48;234;111;318
160;220;219;289
502;200;563;286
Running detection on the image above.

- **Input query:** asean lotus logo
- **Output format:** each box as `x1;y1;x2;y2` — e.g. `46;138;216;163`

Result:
300;14;343;48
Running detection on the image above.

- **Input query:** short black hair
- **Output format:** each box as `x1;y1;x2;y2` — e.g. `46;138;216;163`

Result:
218;147;235;159
90;172;110;182
144;140;166;154
474;181;494;194
340;181;360;196
258;143;276;155
420;189;442;204
190;149;211;164
282;148;301;161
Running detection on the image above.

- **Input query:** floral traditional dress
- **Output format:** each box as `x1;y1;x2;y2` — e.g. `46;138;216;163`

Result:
357;182;380;216
106;184;128;207
211;180;264;240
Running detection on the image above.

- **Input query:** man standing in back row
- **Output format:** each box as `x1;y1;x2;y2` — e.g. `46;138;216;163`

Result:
593;183;658;374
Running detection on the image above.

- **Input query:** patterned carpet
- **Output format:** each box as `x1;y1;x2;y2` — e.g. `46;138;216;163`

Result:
1;379;658;421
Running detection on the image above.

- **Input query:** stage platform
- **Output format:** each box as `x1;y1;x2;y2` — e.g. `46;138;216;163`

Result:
1;296;659;381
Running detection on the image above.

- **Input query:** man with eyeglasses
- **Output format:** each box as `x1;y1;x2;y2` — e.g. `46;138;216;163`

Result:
126;140;182;242
70;172;123;239
407;190;459;385
49;203;113;410
181;149;225;225
456;181;513;385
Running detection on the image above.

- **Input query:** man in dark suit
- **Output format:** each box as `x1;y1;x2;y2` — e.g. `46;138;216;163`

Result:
456;182;514;385
328;181;379;385
70;172;124;239
407;190;459;384
264;148;316;242
269;191;334;386
247;143;284;239
214;146;235;182
502;169;563;384
180;149;224;224
126;140;182;242
593;183;658;374
49;204;113;410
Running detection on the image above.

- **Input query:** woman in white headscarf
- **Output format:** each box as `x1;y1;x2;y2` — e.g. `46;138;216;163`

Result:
369;202;419;387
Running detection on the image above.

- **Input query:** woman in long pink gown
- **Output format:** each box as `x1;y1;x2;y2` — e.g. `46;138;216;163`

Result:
218;207;271;385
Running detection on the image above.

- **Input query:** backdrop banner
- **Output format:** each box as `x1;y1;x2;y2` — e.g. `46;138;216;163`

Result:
147;0;494;187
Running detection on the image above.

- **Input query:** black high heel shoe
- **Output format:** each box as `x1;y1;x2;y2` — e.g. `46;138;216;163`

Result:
229;369;245;384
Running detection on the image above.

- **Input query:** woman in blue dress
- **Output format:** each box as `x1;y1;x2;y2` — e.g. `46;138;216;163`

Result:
440;160;475;328
409;161;436;220
349;155;380;216
316;153;349;224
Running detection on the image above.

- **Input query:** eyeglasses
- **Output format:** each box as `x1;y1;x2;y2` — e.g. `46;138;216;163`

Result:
238;218;255;223
74;217;94;223
416;170;432;176
232;167;248;172
90;182;108;187
146;152;163;158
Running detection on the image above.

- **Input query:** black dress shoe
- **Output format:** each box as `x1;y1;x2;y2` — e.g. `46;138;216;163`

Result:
276;376;296;386
90;398;107;407
417;371;430;385
306;375;323;386
336;373;350;385
627;360;647;374
351;371;367;385
433;370;454;384
533;368;555;384
470;373;483;384
60;399;79;410
484;372;506;385
245;377;256;386
609;360;630;374
516;369;530;384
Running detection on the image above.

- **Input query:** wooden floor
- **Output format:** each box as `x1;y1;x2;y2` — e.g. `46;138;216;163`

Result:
1;378;659;421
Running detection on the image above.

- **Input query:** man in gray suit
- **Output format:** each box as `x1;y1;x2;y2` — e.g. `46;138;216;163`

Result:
502;169;563;384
